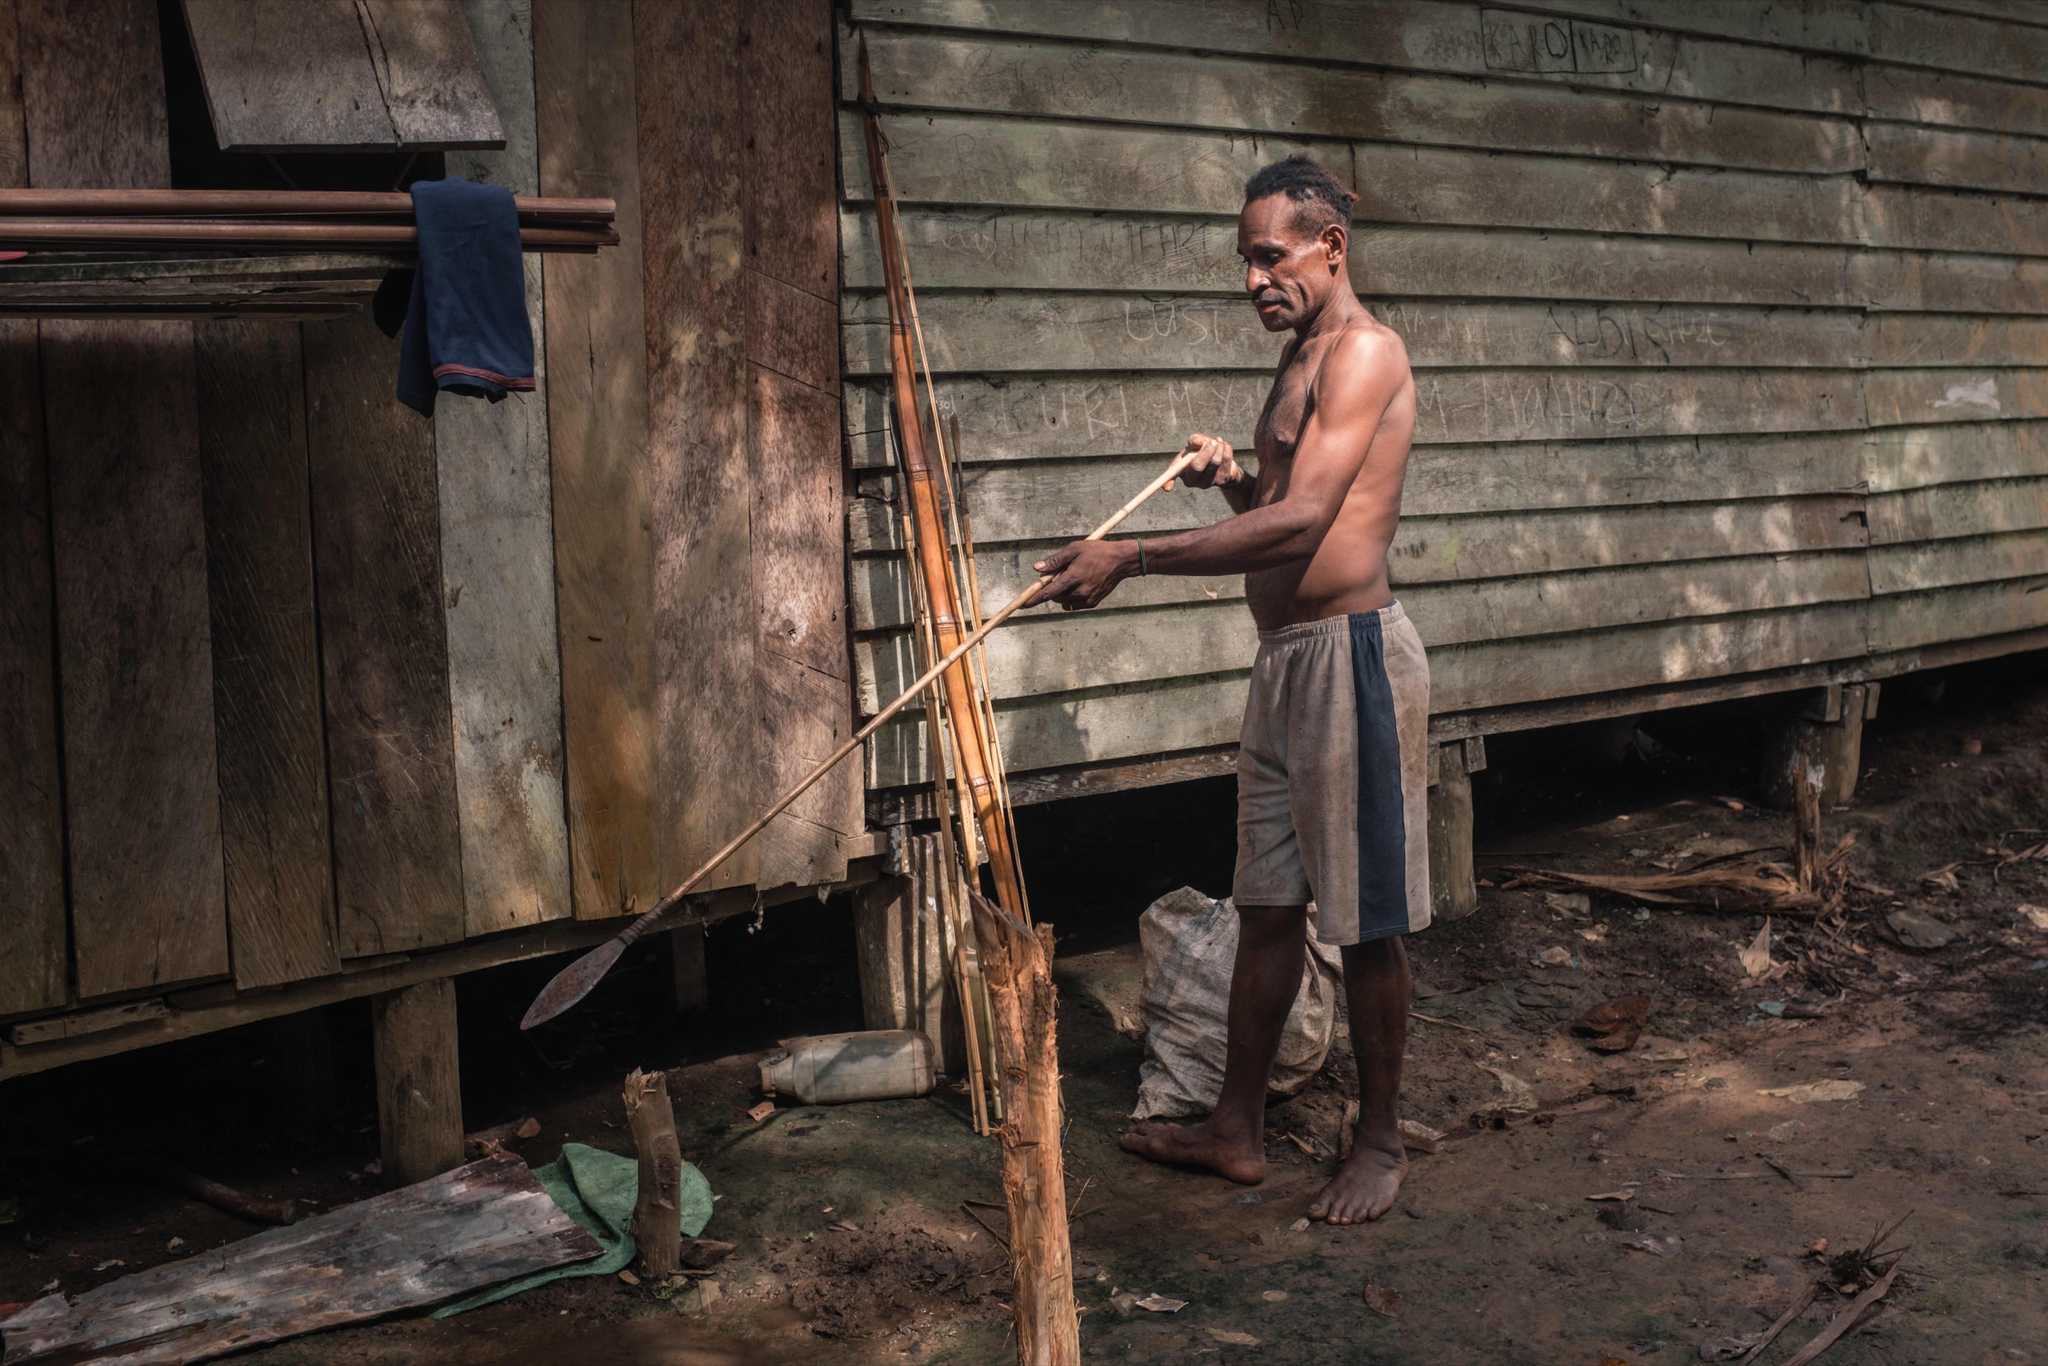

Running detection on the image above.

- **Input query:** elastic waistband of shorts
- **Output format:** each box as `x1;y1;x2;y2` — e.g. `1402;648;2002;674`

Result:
1256;601;1406;645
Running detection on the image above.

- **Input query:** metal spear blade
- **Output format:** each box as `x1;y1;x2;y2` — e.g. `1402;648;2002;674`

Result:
520;937;627;1030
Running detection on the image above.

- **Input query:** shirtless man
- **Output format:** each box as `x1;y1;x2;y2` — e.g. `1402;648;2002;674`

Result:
1025;155;1428;1225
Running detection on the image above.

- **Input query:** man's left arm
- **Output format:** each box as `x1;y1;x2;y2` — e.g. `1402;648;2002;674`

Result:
1027;329;1407;609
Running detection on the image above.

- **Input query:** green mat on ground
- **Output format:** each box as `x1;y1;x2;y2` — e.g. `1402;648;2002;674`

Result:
434;1141;713;1317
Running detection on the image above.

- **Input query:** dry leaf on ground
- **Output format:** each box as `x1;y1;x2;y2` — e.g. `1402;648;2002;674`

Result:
1207;1328;1260;1346
1572;994;1651;1053
1738;918;1775;979
1920;863;1962;895
1362;1280;1401;1317
1134;1293;1186;1313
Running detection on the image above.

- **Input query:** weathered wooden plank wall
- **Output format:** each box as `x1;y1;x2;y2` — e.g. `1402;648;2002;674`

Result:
635;0;859;897
744;0;861;890
1;0;862;1031
0;0;67;1016
534;0;659;921
440;0;572;937
194;320;340;988
843;0;2048;792
304;315;467;958
21;0;230;996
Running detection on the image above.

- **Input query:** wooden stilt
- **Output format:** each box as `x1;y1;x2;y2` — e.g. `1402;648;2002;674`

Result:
369;979;463;1186
1762;684;1872;809
852;831;962;1068
624;1068;682;1278
1792;730;1825;894
967;891;1078;1363
669;926;709;1015
1428;741;1479;922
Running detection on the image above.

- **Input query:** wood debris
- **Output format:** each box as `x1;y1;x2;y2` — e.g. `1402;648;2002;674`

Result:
1506;836;1855;915
0;1154;599;1364
1780;1262;1902;1366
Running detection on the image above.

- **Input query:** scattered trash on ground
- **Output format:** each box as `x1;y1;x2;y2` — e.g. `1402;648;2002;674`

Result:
758;1030;937;1104
1131;888;1342;1120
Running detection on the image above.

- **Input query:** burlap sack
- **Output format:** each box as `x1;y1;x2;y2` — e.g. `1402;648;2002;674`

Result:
1131;887;1343;1120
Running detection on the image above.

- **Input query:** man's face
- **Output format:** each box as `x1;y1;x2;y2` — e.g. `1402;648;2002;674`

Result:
1237;195;1341;333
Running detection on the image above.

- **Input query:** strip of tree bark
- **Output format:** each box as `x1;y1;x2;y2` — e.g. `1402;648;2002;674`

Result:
967;891;1078;1365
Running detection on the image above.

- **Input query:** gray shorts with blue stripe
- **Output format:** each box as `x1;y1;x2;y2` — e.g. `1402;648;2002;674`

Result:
1232;604;1432;945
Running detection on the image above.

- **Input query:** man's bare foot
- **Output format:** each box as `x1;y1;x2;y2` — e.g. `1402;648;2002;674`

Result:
1308;1141;1406;1225
1120;1119;1266;1185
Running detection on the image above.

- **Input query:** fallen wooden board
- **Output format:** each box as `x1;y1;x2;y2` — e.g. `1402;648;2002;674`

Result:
0;1152;600;1364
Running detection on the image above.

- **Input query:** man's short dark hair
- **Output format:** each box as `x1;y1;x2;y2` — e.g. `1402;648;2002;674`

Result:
1243;154;1358;235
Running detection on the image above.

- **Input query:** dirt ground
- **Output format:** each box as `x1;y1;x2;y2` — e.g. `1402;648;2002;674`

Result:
4;656;2046;1365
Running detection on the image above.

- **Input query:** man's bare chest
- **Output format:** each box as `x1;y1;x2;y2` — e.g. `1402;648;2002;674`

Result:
1254;366;1315;459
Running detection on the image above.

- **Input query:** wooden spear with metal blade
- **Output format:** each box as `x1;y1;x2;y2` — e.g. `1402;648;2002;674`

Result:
519;446;1195;1030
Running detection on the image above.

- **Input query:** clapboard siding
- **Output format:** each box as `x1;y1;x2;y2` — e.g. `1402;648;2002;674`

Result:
851;28;1866;174
850;0;1868;116
846;368;1869;468
785;302;1987;372
851;484;1869;575
845;116;1873;249
850;111;2048;262
842;210;2048;316
1864;368;2048;426
1866;420;2048;490
844;6;2048;793
843;296;1876;376
1869;578;2048;651
856;551;1874;708
1864;123;2048;197
1866;63;2048;139
863;598;1876;785
1870;3;2048;88
1869;528;2048;594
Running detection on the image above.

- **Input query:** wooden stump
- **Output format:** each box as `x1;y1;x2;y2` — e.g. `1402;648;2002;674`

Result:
369;979;463;1187
966;891;1079;1366
623;1068;682;1279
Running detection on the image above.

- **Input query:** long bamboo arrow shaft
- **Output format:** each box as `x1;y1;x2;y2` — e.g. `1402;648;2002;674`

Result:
520;446;1195;1029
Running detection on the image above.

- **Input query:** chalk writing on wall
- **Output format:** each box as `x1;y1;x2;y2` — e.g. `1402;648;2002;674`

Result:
1480;10;1639;76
